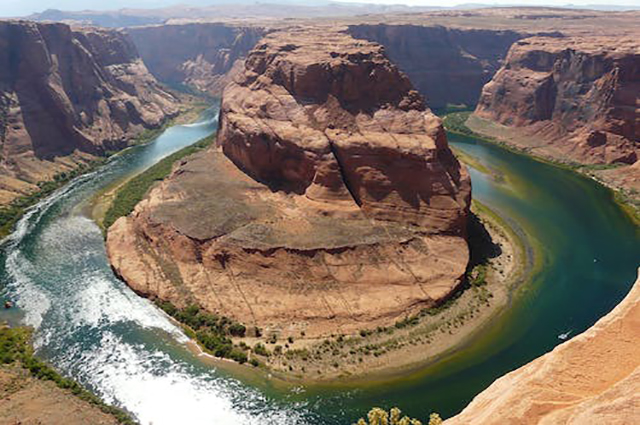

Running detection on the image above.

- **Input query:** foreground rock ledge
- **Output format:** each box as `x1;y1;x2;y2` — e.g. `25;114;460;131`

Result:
445;268;640;425
107;27;471;338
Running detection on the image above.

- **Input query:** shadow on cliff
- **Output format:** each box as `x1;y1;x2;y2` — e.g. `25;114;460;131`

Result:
467;212;502;269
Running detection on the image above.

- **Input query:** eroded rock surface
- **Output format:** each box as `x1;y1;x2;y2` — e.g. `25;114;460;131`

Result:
107;27;471;338
445;269;640;425
128;23;265;95
347;24;527;108
0;21;179;204
473;36;640;165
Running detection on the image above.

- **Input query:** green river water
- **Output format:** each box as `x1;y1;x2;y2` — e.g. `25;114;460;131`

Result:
1;108;638;424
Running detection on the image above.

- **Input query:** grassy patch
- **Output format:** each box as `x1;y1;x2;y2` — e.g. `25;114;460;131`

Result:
0;326;137;424
102;136;213;230
155;300;254;366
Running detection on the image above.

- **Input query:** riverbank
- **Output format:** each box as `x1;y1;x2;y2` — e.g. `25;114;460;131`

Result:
160;194;531;384
443;112;640;224
0;95;209;242
92;134;213;231
0;325;137;425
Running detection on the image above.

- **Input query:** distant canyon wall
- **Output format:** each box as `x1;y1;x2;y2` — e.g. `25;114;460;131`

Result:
346;24;528;108
472;36;639;165
0;21;179;203
127;23;266;96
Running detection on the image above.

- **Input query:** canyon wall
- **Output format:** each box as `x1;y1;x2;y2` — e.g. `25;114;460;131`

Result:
127;23;265;95
107;27;471;339
0;21;179;203
445;269;640;425
346;24;527;108
472;36;640;165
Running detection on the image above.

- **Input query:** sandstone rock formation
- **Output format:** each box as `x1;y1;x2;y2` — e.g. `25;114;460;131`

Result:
473;35;640;165
107;27;471;339
445;269;640;425
0;21;179;204
127;23;265;96
347;24;527;108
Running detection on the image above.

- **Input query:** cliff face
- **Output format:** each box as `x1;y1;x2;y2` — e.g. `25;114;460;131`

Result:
445;269;640;425
347;24;527;108
107;27;471;339
0;21;179;203
219;27;470;233
127;24;265;95
473;36;639;165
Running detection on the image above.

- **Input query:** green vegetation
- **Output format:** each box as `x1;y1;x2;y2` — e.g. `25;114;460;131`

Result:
443;111;640;225
103;136;213;230
0;325;137;424
0;160;106;239
441;111;475;136
155;301;254;365
353;407;442;425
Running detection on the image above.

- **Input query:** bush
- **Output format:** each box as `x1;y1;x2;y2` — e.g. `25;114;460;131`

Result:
252;343;270;357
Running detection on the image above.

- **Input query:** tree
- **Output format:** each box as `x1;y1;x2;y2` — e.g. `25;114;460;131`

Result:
353;407;427;425
429;413;443;425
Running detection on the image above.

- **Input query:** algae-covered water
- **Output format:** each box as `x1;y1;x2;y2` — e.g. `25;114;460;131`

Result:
1;109;638;424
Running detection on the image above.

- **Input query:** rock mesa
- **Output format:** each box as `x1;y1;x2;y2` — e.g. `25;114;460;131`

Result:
107;27;471;338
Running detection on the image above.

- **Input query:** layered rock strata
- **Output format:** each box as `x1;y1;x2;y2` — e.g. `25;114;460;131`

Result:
445;269;640;425
107;28;471;338
472;36;640;165
0;21;179;204
347;24;527;108
127;24;265;95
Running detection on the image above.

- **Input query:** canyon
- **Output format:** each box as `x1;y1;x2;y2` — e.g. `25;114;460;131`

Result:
0;21;180;204
106;27;471;344
0;5;638;425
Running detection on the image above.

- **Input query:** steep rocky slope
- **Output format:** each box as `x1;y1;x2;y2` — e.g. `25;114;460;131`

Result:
0;21;179;204
347;24;527;108
127;23;265;95
445;269;640;425
107;27;471;339
471;35;639;165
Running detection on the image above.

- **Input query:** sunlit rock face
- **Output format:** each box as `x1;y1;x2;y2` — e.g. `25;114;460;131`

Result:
475;35;640;165
0;21;179;203
107;27;471;339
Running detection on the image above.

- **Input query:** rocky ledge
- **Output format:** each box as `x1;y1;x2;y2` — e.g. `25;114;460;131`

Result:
445;269;640;425
0;21;180;204
107;27;470;339
472;35;639;165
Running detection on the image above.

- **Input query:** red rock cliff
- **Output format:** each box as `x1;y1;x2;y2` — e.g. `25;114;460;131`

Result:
346;24;527;108
127;23;265;95
107;27;471;341
218;27;471;233
474;36;639;165
0;21;179;203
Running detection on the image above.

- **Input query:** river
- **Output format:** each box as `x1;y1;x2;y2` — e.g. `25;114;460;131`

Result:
1;108;638;424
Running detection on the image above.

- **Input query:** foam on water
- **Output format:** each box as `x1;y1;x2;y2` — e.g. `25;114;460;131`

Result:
69;332;307;425
0;109;315;425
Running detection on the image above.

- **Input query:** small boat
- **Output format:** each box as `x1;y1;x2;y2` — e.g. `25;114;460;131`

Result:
558;331;572;340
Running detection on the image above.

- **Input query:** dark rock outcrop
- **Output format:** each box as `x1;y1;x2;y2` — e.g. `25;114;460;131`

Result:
0;20;179;203
473;36;639;165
